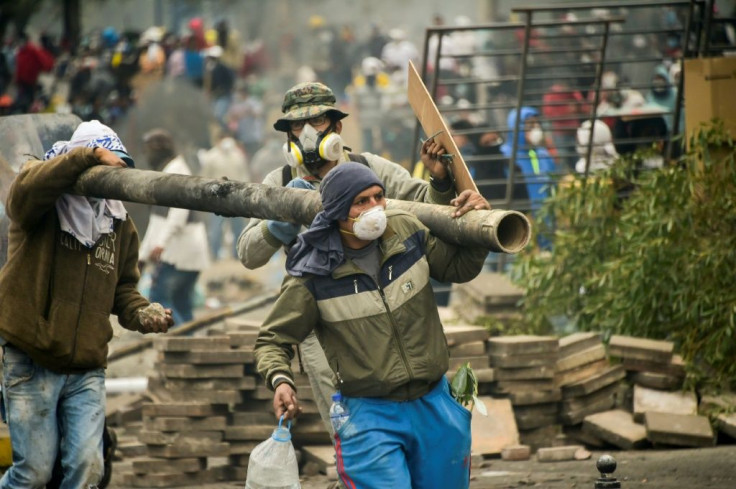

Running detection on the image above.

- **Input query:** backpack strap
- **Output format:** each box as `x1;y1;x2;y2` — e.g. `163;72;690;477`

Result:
348;152;369;166
281;164;293;186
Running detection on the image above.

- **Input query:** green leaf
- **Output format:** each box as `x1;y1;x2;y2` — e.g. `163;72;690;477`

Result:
473;395;488;416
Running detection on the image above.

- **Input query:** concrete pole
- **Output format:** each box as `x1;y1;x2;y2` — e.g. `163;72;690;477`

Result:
73;166;531;253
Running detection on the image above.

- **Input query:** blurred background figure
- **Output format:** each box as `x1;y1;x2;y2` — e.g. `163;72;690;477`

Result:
227;79;265;159
380;28;419;84
198;131;251;260
203;44;235;131
248;132;284;184
502;107;557;211
574;119;619;174
502;106;557;250
645;64;678;131
542;80;586;172
139;129;210;325
214;18;243;74
13;32;54;113
351;56;389;154
133;26;165;95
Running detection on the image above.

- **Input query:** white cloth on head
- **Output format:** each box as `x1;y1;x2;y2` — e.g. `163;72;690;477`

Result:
46;120;128;248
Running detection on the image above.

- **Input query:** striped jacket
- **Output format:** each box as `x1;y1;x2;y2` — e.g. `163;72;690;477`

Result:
255;209;487;399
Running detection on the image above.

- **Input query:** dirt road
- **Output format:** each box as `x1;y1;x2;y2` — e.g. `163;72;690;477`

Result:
108;445;736;488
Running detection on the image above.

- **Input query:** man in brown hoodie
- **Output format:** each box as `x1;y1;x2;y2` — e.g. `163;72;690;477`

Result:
0;120;173;488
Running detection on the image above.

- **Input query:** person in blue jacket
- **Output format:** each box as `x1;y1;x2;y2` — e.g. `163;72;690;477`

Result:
501;106;557;249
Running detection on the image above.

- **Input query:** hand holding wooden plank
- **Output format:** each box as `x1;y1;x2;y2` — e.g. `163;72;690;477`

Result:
407;61;479;193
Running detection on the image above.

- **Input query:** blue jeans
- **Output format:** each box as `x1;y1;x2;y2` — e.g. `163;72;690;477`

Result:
149;262;200;325
0;344;105;489
335;377;471;489
208;214;247;260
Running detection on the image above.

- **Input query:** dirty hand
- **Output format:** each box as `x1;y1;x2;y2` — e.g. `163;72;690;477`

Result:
420;137;449;180
93;147;127;168
451;190;491;218
273;383;301;421
138;303;174;333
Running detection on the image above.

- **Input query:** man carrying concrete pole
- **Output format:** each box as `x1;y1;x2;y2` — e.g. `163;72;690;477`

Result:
237;81;490;439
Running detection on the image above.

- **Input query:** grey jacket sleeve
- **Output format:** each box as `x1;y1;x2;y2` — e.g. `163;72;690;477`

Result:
363;152;456;205
236;167;292;269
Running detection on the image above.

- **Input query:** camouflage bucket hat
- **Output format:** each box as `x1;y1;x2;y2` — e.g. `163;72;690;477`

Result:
274;82;349;132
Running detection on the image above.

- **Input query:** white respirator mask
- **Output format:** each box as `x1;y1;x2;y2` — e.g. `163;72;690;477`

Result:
527;127;544;147
348;205;387;241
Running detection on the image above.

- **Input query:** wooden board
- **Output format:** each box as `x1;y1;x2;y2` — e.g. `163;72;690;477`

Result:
406;61;479;193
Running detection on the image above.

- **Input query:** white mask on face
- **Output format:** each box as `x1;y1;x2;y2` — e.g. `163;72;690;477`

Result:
350;206;387;241
527;127;544;147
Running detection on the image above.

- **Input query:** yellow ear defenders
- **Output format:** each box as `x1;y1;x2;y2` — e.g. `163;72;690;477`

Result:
284;130;344;168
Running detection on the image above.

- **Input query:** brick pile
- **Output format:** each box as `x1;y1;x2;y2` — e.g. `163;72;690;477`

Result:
487;335;561;451
107;313;735;482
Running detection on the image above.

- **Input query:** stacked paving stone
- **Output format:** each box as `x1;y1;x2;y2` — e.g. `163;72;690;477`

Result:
122;335;248;487
487;335;561;450
121;322;334;487
449;272;524;329
557;332;625;427
110;311;733;480
445;324;493;385
608;334;685;390
699;392;736;441
580;335;715;449
444;325;523;459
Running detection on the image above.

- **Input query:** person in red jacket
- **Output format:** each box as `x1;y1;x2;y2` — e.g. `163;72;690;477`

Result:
13;32;55;113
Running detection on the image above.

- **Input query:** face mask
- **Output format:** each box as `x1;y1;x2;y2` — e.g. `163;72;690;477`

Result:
347;205;387;241
652;80;670;97
282;123;344;174
527;127;544;147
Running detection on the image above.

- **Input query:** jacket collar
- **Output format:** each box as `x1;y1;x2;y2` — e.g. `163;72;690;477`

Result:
330;222;406;280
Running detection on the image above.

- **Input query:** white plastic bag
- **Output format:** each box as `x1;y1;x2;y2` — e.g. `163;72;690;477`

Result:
245;416;301;489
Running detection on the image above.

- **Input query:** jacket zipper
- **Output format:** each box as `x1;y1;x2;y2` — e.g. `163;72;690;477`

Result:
377;283;413;378
68;251;91;367
347;266;413;378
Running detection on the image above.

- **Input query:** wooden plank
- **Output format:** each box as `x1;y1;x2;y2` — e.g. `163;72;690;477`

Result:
406;60;478;193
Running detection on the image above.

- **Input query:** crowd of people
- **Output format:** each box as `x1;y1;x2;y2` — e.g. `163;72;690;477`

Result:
1;4;736;489
0;4;732;272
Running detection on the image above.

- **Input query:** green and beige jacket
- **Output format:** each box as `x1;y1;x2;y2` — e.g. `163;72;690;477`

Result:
255;209;486;400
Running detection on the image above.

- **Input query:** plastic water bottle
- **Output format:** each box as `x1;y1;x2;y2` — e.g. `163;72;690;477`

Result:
245;416;301;489
329;392;350;433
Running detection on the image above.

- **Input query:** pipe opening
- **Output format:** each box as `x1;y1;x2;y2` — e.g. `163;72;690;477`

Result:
495;212;531;253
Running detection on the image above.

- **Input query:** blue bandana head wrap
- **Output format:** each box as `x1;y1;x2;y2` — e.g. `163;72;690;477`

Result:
286;162;385;277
